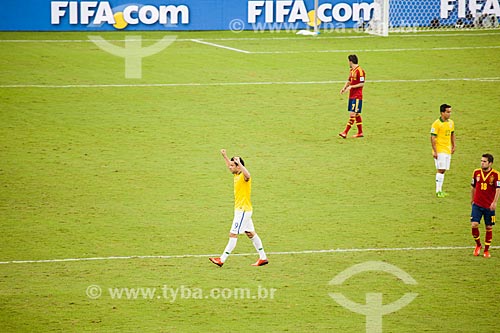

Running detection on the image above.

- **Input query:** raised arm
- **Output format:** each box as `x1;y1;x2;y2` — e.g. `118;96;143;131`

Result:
233;156;251;181
221;149;231;169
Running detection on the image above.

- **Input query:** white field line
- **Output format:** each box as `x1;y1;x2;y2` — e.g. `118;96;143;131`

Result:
0;246;497;265
0;37;497;55
190;39;251;53
252;45;500;54
1;31;500;43
0;38;497;55
1;77;500;89
192;31;500;40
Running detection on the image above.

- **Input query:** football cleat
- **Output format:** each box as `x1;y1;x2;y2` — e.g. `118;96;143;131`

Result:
209;257;223;267
483;251;491;258
473;245;482;256
338;132;347;139
352;133;364;138
436;191;447;198
251;259;269;267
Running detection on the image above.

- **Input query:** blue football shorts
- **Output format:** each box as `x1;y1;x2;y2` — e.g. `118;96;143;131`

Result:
470;203;496;226
348;99;363;113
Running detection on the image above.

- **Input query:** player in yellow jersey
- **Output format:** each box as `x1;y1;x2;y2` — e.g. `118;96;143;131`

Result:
209;149;268;267
430;104;456;198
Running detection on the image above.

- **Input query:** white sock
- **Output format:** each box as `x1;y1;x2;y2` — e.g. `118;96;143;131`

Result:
436;173;444;192
251;234;267;260
220;238;237;262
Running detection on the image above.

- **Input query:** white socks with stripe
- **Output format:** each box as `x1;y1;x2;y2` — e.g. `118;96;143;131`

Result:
435;173;444;192
220;237;237;262
251;234;267;260
220;234;267;262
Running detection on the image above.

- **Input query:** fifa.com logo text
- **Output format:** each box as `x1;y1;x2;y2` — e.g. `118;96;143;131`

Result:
86;284;277;302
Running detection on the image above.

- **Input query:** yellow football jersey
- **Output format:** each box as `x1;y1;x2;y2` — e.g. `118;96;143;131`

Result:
430;118;455;154
234;172;252;211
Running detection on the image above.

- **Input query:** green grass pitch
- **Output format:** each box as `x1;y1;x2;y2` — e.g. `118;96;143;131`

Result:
1;29;499;332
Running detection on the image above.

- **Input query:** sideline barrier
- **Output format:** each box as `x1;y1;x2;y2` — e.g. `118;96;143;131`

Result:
0;0;498;31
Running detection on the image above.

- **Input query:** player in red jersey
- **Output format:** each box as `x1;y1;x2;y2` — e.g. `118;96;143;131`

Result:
470;153;500;258
339;54;365;139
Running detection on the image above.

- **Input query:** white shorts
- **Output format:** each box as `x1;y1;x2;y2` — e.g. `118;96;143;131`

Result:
434;153;451;170
230;210;255;234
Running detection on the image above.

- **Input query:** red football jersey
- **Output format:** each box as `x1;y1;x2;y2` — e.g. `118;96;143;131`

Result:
348;65;365;100
471;168;500;208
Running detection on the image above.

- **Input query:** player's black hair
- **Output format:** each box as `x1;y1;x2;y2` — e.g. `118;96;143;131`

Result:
231;156;245;167
440;104;451;113
348;54;358;64
482;153;494;163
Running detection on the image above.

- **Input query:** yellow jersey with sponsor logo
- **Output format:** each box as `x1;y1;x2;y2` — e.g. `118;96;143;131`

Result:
234;172;252;211
430;118;455;154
